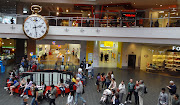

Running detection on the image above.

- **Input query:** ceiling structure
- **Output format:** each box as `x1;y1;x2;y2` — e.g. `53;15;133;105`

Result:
19;0;177;9
0;0;177;14
0;0;17;14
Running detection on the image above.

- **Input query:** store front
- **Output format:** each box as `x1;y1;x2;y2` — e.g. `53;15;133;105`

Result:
36;42;81;66
0;39;16;60
99;41;118;67
121;42;180;76
145;45;180;72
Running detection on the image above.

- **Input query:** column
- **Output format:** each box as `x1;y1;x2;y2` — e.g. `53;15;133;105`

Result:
27;39;36;59
178;0;180;16
93;41;99;67
94;5;101;27
80;41;87;63
15;39;25;63
86;41;94;63
117;42;123;68
144;9;151;27
16;2;25;24
0;38;2;55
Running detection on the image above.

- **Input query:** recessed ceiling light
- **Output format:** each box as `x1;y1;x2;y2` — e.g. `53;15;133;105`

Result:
107;6;108;7
111;2;112;3
23;10;28;14
10;43;12;44
52;4;53;5
56;12;59;15
134;3;135;4
7;1;9;2
160;5;162;7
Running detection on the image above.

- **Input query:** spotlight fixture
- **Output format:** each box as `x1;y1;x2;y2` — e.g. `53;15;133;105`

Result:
56;12;59;15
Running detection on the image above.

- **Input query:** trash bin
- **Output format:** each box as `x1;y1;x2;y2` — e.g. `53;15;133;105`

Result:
0;60;5;73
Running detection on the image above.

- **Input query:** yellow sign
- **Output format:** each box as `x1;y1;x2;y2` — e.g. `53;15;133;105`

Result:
104;41;113;47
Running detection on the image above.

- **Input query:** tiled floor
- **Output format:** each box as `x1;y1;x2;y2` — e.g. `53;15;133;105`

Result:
0;67;180;105
99;58;117;68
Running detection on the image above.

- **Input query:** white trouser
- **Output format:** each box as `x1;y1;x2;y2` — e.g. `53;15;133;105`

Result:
169;93;173;105
139;95;143;105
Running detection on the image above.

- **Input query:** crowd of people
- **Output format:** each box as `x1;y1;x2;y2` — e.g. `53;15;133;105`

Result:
98;71;146;105
3;56;180;105
4;61;88;105
20;57;42;72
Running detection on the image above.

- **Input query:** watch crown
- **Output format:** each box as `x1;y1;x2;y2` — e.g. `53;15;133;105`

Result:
31;5;42;14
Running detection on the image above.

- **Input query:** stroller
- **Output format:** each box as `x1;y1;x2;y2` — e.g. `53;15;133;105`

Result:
45;90;51;102
100;89;112;104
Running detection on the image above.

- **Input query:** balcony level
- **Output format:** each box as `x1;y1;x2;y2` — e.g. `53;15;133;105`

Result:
0;15;180;44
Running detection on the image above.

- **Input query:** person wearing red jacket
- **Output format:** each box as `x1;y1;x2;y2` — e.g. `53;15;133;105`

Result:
31;63;37;71
134;81;139;105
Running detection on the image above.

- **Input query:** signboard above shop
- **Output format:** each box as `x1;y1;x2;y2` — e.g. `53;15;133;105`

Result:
167;46;180;52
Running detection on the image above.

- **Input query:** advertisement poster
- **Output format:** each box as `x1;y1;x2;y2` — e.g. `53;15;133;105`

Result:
88;53;93;61
118;53;121;63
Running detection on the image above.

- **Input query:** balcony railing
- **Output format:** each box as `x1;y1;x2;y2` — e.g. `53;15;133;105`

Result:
1;13;180;28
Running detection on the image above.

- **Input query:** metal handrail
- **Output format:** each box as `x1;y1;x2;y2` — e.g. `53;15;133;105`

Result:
1;13;180;27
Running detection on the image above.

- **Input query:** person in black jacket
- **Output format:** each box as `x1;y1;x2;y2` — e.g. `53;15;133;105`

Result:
80;61;84;70
167;81;177;105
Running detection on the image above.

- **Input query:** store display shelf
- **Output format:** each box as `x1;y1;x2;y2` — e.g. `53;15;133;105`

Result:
165;63;174;65
174;60;180;62
153;60;164;62
175;64;180;67
166;55;175;58
165;60;174;62
174;56;180;58
165;67;173;69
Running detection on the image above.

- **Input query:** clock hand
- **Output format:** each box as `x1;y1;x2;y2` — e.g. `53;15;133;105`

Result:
34;24;37;36
37;25;42;28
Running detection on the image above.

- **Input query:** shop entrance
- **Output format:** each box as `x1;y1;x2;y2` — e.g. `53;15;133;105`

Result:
99;41;118;68
128;55;136;69
36;43;80;67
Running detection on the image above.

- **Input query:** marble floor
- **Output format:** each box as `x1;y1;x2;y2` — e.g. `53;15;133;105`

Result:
99;58;117;68
0;66;180;105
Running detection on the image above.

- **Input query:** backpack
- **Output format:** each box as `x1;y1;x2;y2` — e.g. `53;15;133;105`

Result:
69;82;74;91
144;86;148;94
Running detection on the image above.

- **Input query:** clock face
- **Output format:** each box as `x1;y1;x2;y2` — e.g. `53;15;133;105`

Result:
23;15;49;39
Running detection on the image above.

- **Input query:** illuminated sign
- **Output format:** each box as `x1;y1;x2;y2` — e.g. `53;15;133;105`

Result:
52;41;56;45
30;52;33;56
104;41;113;47
57;45;61;48
124;14;136;17
172;46;180;51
